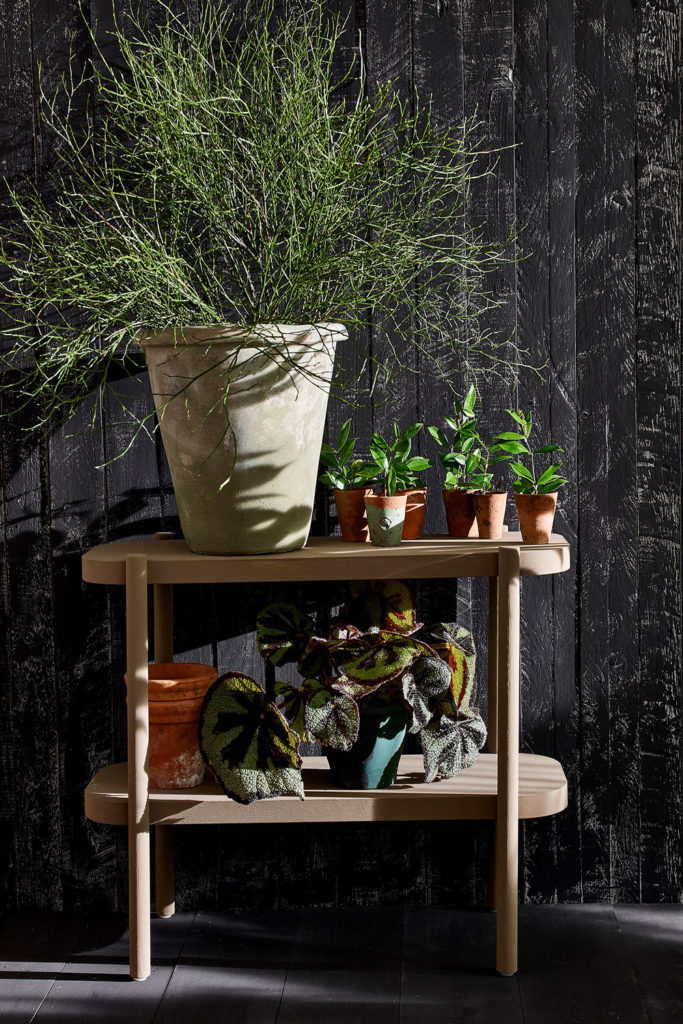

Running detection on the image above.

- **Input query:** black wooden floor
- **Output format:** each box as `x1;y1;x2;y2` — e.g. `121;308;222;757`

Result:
1;905;681;1023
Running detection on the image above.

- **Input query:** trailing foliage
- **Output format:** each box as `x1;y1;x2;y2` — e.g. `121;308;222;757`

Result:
0;0;520;439
200;580;486;801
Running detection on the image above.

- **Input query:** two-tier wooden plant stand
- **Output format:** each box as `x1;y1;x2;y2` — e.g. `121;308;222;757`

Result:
83;532;570;980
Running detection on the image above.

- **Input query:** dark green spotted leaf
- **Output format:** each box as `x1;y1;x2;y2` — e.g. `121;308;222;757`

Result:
256;602;315;666
341;580;421;635
420;708;487;783
199;673;303;804
275;679;359;751
402;657;455;733
334;631;432;688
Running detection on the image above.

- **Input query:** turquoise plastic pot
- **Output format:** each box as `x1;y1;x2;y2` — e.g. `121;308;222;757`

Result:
326;702;409;789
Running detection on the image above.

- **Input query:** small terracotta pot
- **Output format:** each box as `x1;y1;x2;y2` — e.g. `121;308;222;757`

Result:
442;488;479;538
364;492;408;547
395;488;427;539
473;492;508;540
125;663;218;789
334;487;374;542
515;491;557;544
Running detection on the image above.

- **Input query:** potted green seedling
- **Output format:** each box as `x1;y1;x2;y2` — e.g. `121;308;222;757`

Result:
198;581;486;800
319;420;377;542
0;0;520;557
497;410;567;543
462;433;513;540
364;424;433;545
428;384;481;537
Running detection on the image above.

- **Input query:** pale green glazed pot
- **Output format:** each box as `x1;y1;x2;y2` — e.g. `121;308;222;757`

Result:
365;493;408;547
139;324;345;555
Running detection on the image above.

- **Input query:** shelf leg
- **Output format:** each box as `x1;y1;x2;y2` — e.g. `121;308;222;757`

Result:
155;825;175;918
487;576;499;912
495;546;520;977
126;554;151;981
153;532;174;664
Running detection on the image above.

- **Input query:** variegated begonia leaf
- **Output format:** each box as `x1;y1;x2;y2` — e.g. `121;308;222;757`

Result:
420;708;487;783
256;602;315;666
199;673;303;804
429;623;477;711
275;679;359;751
333;631;432;689
342;580;422;634
401;656;453;733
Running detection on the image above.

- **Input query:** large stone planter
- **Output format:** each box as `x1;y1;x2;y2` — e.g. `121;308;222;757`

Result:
139;324;344;554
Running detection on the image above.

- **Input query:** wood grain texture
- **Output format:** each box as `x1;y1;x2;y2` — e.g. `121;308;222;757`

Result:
0;0;681;914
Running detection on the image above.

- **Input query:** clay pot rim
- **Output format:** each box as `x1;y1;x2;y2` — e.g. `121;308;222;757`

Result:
137;323;347;349
334;485;375;493
514;490;559;499
394;486;427;494
125;662;218;702
473;490;508;497
365;492;408;507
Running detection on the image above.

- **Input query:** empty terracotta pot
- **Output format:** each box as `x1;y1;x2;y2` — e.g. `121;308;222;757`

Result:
514;491;558;544
125;663;218;789
473;492;508;540
395;488;427;539
334;487;374;542
442;489;478;538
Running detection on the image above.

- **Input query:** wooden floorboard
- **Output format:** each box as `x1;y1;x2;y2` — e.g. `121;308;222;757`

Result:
1;906;682;1023
276;906;403;1024
31;912;195;1024
615;905;683;1024
400;907;524;1024
154;910;298;1024
517;905;650;1023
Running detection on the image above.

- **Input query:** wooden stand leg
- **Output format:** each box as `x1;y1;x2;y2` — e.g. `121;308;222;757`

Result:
155;825;175;918
495;547;521;976
487;576;499;912
126;555;151;981
152;535;175;919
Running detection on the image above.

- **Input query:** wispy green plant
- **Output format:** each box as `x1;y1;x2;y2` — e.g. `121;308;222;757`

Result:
0;0;519;440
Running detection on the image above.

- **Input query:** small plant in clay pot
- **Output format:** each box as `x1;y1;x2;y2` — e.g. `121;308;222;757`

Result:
465;434;513;540
428;384;481;538
319;420;377;542
498;409;568;543
364;424;433;544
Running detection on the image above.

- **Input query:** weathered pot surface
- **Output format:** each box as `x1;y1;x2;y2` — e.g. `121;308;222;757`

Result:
139;324;345;555
395;488;427;539
514;491;558;544
125;663;217;789
365;493;408;547
472;491;508;540
442;488;478;538
334;487;374;542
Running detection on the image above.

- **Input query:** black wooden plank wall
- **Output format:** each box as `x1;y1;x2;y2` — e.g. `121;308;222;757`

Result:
0;0;681;911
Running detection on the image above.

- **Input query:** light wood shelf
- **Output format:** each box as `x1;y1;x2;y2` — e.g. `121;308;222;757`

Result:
85;753;568;827
81;531;570;979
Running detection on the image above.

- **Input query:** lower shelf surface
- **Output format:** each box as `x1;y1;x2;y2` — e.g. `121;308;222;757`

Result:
84;753;568;826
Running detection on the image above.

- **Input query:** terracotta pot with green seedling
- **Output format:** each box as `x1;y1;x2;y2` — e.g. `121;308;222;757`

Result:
319;420;377;542
497;410;568;543
0;0;520;557
465;434;513;540
364;425;432;545
198;581;486;800
428;384;482;538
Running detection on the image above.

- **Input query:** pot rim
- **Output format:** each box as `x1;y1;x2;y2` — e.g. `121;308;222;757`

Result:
514;490;559;500
137;323;347;348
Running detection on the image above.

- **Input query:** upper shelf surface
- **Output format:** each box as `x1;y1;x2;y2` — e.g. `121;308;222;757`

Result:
82;534;570;585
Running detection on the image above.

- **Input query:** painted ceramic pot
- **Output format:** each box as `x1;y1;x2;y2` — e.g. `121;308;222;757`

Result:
473;492;508;540
364;493;408;547
325;702;409;789
514;491;558;544
442;488;478;538
334;487;374;542
125;663;218;789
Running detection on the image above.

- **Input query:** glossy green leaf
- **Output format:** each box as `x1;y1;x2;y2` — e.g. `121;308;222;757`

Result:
533;444;562;454
406;456;431;471
427;425;448;447
509;460;534;482
494;431;527;442
536;463;561;486
199;673;303;804
337;418;351;450
463;385;477;415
